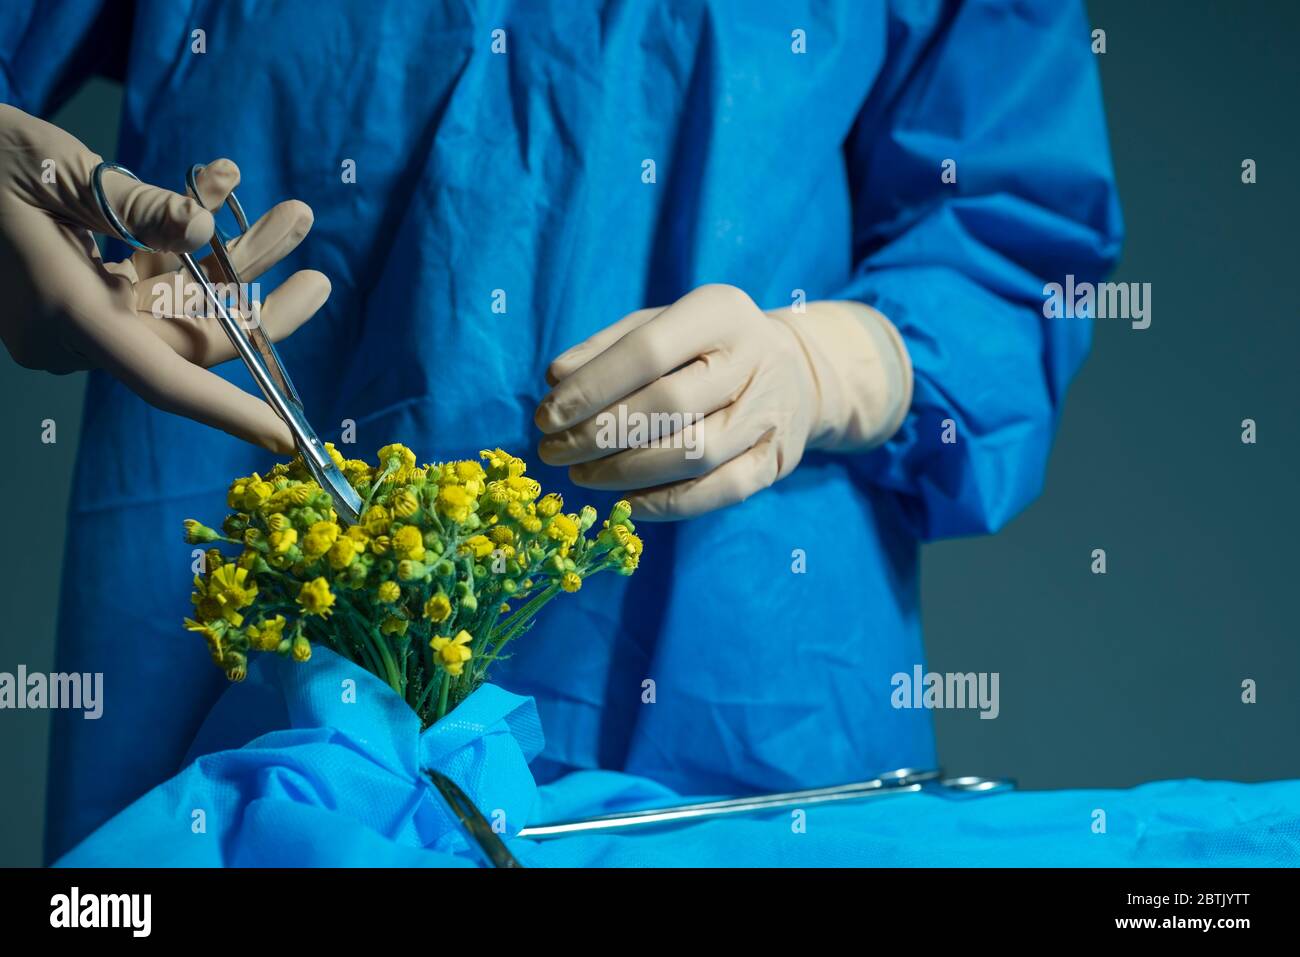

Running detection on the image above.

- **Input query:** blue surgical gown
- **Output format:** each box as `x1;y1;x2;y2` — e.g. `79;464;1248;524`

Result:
0;0;1122;861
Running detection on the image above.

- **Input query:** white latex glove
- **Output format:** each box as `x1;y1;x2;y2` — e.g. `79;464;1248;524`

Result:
536;284;912;520
0;104;330;452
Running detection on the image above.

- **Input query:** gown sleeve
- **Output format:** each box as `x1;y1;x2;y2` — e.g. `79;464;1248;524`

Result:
837;0;1124;540
0;0;130;113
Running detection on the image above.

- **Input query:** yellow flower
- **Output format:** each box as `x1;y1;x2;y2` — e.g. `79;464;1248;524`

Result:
297;577;335;617
424;592;452;623
560;572;582;593
228;474;273;511
506;476;541;502
247;615;287;651
377;581;401;603
343;459;372;486
610;500;633;524
461;534;494;559
192;565;258;626
292;634;312;662
302;520;340;559
430;630;474;676
537;493;563;518
391;524;426;561
624;533;644;558
377;443;417;482
480;448;526;478
361;505;391;536
328;536;359;569
489;525;514;545
436;485;473;523
266;485;311;512
454;460;486;486
546;513;579;546
184;617;226;662
268;527;298;554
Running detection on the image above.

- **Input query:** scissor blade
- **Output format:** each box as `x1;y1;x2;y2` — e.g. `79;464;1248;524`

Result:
203;238;304;409
427;770;524;868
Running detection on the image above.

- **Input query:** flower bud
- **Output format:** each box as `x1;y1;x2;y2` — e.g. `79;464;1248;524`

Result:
392;489;419;518
183;519;220;544
610;500;632;524
222;513;250;535
397;559;428;581
224;651;248;681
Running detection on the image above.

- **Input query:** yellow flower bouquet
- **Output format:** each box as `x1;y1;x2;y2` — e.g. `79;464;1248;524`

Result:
182;445;642;726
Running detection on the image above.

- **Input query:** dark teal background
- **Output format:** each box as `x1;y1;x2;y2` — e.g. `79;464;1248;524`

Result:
1;1;1296;865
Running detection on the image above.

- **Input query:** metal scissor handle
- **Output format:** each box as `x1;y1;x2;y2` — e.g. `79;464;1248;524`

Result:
91;162;362;525
183;163;302;410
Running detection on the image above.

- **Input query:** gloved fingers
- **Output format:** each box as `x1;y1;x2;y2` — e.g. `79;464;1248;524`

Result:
51;251;291;451
537;287;734;432
190;158;241;210
566;400;755;490
0;107;214;254
144;269;330;367
133;197;315;294
72;310;294;452
624;430;781;522
538;356;740;467
210;199;315;282
133;197;317;314
129;159;240;279
545;306;662;385
1;209;116;373
78;160;214;254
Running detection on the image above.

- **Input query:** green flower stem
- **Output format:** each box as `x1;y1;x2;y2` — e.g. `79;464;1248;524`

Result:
337;597;401;695
491;582;561;650
361;460;399;513
435;670;451;723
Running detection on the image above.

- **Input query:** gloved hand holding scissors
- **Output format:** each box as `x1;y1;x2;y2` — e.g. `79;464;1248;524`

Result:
536;283;913;520
0;104;329;452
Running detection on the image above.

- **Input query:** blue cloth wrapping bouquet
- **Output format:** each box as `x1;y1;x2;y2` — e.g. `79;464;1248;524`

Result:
58;652;1300;867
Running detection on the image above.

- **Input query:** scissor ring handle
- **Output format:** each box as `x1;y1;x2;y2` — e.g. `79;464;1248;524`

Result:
91;162;158;254
186;163;250;244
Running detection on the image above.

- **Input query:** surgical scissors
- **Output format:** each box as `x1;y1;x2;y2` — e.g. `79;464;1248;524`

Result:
90;162;363;525
516;767;1015;840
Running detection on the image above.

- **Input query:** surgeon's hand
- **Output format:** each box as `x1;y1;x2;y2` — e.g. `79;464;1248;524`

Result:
535;284;912;520
0;104;330;452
